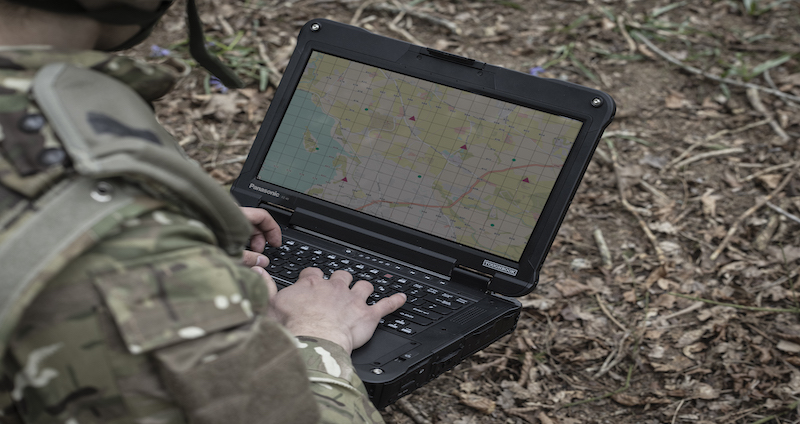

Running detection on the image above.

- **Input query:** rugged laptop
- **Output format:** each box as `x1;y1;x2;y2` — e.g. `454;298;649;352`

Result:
231;19;615;408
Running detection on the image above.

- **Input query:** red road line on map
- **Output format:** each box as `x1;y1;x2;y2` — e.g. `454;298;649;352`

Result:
355;163;562;211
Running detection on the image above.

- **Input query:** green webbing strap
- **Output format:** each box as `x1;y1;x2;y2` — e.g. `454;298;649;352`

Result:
186;0;244;88
0;177;135;352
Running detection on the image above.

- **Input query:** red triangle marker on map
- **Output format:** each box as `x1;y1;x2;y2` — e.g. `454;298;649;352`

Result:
409;116;416;121
523;177;530;183
460;144;467;150
342;177;348;182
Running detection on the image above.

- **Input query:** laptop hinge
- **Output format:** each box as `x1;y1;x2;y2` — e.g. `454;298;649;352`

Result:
453;266;491;292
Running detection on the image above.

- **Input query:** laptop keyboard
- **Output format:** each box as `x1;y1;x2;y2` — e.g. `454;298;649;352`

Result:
263;238;474;336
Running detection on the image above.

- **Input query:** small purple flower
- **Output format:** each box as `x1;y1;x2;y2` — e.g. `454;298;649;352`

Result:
149;44;171;58
529;66;545;76
210;76;228;94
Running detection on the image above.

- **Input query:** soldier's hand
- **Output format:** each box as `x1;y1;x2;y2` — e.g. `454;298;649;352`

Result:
268;268;406;354
251;266;279;299
240;207;282;268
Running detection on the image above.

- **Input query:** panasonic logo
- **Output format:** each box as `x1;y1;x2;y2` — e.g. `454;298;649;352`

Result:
249;183;280;198
482;259;518;276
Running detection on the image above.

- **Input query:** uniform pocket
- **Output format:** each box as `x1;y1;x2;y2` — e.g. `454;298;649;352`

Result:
92;247;254;355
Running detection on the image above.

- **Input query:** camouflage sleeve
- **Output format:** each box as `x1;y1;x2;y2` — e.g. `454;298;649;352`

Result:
3;207;318;423
294;337;385;424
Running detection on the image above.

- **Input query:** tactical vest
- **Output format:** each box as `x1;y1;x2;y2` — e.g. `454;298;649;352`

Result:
0;63;253;353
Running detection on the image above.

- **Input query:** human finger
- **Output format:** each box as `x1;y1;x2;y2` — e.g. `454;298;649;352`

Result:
240;207;282;250
328;270;354;286
350;279;375;297
251;266;278;299
371;293;407;317
298;267;324;280
241;250;269;268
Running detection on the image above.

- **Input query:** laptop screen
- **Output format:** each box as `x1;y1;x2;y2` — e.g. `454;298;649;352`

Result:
257;51;583;261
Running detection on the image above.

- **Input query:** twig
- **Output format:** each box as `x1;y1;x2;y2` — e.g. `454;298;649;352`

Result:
204;154;247;167
594;332;630;379
766;201;800;225
639;180;675;208
753;214;780;252
593;228;613;269
746;87;791;143
658;301;705;323
561;363;635;408
743;160;800;182
350;0;373;25
671;399;686;424
616;14;637;54
664;119;770;170
506;403;557;414
257;42;283;87
710;162;800;260
606;139;667;266
353;2;461;35
386;1;423;45
750;265;800;294
749;398;800;424
397;397;432;424
671;147;745;170
596;293;626;332
518;351;533;388
632;32;800;104
668;292;800;313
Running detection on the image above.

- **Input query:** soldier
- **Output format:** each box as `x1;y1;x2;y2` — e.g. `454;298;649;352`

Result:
0;1;406;423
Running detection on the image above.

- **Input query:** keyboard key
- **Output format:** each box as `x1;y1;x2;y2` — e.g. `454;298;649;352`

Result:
404;305;443;321
395;310;432;326
432;297;458;309
420;301;452;315
424;287;440;296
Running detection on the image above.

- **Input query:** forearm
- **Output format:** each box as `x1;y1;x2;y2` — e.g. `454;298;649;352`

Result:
295;336;385;424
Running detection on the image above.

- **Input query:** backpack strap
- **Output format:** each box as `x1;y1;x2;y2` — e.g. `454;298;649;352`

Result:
31;62;252;257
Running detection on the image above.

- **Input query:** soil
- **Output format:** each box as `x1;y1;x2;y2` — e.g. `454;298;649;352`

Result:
130;0;800;422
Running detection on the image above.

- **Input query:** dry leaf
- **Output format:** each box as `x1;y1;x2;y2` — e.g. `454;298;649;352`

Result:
693;383;720;400
648;344;666;359
555;279;590;297
757;174;782;190
666;90;689;109
682;342;707;359
456;393;496;414
538;411;556;424
651;355;694;372
677;327;708;348
520;297;557;311
701;189;722;217
649;221;677;234
201;93;242;121
623;289;637;303
612;393;642;406
571;347;609;362
777;340;800;353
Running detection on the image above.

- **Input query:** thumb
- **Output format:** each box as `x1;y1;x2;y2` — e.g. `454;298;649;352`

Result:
251;266;278;299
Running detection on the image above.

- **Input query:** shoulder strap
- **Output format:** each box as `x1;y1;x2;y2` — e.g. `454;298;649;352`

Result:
31;63;252;256
0;177;141;352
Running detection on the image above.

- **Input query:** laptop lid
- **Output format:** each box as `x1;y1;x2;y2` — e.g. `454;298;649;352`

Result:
231;19;615;297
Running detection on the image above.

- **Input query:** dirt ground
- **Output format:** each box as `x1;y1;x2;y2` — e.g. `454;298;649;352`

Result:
130;0;800;422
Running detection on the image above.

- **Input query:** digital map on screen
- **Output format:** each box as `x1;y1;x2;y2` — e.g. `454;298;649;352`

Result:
258;51;582;261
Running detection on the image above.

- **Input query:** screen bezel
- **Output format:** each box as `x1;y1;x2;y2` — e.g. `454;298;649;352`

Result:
232;19;615;294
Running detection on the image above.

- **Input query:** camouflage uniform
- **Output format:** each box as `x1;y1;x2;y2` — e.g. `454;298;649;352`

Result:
0;47;384;424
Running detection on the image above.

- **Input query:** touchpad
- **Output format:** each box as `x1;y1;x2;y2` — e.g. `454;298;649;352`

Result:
352;330;411;365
